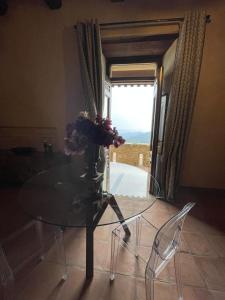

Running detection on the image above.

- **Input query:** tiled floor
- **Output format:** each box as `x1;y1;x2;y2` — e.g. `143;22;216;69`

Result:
1;197;225;300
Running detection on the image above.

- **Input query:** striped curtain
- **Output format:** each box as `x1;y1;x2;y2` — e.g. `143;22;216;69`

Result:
161;10;206;201
76;20;103;120
76;20;105;171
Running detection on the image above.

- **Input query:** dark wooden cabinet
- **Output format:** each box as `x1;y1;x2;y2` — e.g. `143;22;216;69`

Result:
0;150;68;186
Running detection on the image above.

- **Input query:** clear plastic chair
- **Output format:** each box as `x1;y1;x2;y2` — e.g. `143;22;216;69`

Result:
0;221;67;299
0;245;14;300
110;202;195;300
0;220;45;299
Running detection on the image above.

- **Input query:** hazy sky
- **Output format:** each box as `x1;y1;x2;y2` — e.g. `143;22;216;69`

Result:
110;85;154;132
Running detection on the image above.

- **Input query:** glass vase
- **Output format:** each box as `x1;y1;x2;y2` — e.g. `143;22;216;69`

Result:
85;143;99;179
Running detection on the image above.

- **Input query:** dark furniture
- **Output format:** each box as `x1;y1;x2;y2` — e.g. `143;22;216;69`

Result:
0;150;68;186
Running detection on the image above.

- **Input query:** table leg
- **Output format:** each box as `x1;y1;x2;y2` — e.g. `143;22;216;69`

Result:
86;226;94;279
92;201;109;229
86;196;95;280
108;194;131;237
85;192;130;279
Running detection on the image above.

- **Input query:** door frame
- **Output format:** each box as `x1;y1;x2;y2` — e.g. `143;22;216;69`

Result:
150;64;163;179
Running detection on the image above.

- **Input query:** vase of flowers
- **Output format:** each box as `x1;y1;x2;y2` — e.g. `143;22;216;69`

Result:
65;112;125;178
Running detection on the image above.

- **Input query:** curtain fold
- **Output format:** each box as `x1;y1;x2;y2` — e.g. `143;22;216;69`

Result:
76;20;104;120
76;20;105;171
161;10;206;201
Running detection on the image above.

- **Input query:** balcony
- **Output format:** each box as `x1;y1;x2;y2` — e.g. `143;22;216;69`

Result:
104;144;152;198
109;143;151;171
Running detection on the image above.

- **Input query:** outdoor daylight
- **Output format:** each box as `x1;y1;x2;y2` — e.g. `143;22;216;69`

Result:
111;85;154;144
1;3;224;299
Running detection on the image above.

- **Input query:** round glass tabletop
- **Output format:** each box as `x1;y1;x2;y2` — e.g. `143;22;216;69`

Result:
18;160;160;227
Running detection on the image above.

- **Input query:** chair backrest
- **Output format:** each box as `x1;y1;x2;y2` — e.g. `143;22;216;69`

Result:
0;245;14;300
146;202;195;278
0;220;43;300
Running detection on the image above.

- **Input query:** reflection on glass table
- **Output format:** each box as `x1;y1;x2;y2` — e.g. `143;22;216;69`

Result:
102;162;160;224
18;160;160;279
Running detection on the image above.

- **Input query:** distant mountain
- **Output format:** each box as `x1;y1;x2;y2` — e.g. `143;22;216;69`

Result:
120;130;151;144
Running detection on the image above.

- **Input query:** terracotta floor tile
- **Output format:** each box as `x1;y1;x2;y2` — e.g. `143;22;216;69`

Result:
145;201;172;216
180;234;190;252
103;273;136;300
94;225;112;242
48;268;110;300
154;282;179;300
194;256;225;291
157;259;176;283
109;217;157;249
183;286;215;300
182;215;207;233
132;278;146;300
16;261;71;300
182;215;224;236
150;199;175;212
66;227;86;238
65;238;109;271
107;242;176;283
180;253;207;287
139;222;157;247
210;290;225;300
138;246;152;263
136;279;178;300
94;241;110;271
143;207;173;228
183;215;225;236
45;235;109;272
3;196;225;300
112;246;137;276
182;232;215;256
205;234;225;257
198;222;225;236
183;286;225;300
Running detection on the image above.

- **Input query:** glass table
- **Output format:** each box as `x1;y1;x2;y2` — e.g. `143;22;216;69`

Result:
18;160;159;279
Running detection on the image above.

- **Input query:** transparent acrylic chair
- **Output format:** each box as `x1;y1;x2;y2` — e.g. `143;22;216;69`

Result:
110;202;195;300
0;220;46;300
0;220;67;300
0;245;14;300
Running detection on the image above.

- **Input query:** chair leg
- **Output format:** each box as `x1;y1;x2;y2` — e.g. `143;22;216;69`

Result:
0;246;15;300
3;277;14;300
110;231;120;281
108;195;131;238
35;219;45;260
145;275;154;300
135;216;142;257
54;227;68;280
174;252;183;300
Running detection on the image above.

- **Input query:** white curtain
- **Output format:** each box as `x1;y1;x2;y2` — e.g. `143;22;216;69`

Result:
161;10;207;200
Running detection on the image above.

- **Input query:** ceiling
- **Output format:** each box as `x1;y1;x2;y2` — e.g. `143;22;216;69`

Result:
102;33;178;60
111;63;156;77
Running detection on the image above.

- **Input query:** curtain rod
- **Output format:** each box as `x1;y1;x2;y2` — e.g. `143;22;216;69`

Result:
74;15;211;29
100;15;211;28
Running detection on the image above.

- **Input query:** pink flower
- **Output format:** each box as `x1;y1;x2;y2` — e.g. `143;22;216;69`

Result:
65;112;125;156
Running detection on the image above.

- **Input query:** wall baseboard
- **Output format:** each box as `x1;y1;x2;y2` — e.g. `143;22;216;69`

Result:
177;185;225;198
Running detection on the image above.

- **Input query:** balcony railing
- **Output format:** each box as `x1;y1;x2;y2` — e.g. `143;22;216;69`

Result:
109;143;151;169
